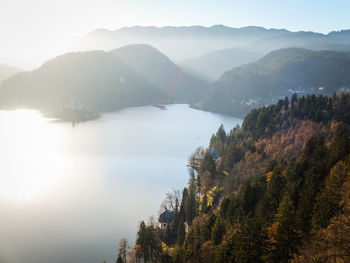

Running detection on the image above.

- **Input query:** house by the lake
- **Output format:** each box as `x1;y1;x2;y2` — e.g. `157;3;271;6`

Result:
158;210;174;230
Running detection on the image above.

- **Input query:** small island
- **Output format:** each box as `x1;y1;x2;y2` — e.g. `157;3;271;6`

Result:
46;105;100;123
153;104;167;110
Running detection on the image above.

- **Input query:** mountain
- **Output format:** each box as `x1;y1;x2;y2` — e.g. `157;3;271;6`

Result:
327;29;350;43
0;51;163;112
110;44;209;103
201;48;350;116
180;48;263;82
253;31;350;53
76;25;350;62
0;64;21;82
75;25;293;61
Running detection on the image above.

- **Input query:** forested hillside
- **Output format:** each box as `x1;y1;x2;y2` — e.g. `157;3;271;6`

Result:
125;93;350;263
201;48;350;117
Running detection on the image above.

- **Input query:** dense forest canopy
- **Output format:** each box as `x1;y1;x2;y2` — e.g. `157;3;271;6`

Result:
124;94;350;263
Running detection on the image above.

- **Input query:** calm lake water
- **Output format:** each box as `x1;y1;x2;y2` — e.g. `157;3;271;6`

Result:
0;104;241;263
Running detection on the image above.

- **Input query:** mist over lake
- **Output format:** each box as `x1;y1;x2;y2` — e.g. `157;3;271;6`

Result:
0;104;241;263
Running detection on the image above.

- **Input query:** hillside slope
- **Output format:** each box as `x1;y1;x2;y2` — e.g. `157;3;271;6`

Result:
110;44;209;103
180;48;263;82
0;64;21;82
130;94;350;263
202;48;350;116
0;51;163;112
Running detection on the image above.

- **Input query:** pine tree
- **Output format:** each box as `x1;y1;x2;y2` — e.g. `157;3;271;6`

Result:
311;161;347;233
211;218;225;245
136;221;162;262
271;193;300;262
185;172;198;225
329;125;350;166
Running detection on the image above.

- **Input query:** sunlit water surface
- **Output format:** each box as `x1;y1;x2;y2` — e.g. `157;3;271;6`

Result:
0;104;241;263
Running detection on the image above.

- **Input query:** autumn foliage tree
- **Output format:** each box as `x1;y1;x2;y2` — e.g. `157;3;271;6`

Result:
132;94;350;263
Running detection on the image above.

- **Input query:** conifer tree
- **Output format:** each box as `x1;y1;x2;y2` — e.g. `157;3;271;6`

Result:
185;172;198;225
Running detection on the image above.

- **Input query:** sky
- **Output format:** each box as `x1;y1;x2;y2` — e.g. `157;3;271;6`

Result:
1;0;350;69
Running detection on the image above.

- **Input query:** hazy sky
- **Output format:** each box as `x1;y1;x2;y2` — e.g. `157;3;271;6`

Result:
1;0;350;68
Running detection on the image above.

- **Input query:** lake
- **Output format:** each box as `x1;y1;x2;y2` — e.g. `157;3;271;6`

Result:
0;104;241;263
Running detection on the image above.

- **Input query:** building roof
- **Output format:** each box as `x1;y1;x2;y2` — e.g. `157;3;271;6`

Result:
159;210;174;223
208;148;219;159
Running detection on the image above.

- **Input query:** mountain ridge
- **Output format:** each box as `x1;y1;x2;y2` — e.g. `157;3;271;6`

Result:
180;47;263;81
199;48;350;117
0;64;22;83
0;51;163;114
79;25;350;64
110;44;209;103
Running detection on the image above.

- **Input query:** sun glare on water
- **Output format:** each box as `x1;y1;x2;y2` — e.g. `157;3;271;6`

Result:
0;110;62;201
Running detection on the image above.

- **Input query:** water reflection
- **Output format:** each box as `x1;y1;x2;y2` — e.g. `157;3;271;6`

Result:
0;110;61;200
0;105;241;263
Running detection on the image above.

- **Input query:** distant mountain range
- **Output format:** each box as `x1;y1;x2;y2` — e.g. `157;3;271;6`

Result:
180;48;263;82
2;41;350;120
76;25;350;62
0;64;21;83
200;48;350;116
